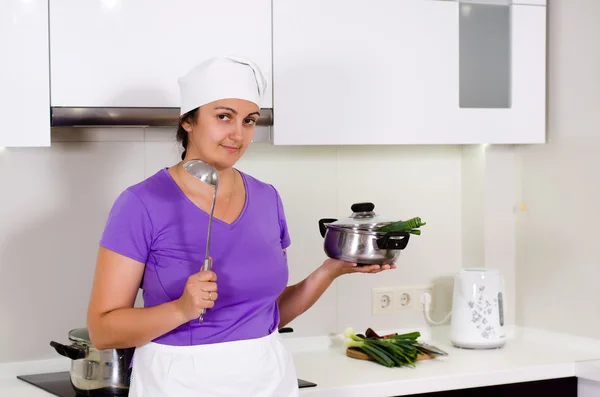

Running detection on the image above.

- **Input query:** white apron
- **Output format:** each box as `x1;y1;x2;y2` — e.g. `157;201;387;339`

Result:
128;330;299;397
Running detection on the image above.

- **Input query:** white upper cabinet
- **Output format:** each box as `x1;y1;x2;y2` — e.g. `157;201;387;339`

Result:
272;0;547;145
0;0;50;147
49;0;272;109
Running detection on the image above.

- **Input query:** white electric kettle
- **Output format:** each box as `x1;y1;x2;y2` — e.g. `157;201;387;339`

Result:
450;268;506;349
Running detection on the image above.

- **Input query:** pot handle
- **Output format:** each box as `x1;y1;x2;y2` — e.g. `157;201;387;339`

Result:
376;231;410;250
50;341;86;360
318;218;337;238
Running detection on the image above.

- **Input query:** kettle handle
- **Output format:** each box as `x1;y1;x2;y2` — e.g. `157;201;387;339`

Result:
50;341;87;360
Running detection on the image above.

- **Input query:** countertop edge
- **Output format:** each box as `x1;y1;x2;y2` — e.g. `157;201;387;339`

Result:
2;359;581;397
299;362;578;396
576;359;600;383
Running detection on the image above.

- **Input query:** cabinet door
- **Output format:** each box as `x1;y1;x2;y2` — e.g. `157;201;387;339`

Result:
272;0;546;145
49;0;272;108
272;0;459;145
0;0;50;147
452;3;546;144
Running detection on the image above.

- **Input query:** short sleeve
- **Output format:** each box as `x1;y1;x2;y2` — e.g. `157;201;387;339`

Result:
273;187;291;249
99;189;153;264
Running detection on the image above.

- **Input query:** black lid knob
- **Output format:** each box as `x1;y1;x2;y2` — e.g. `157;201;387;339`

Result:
351;202;375;213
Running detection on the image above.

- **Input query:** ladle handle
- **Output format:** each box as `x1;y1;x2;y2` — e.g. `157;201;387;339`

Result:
201;257;212;272
198;257;213;324
198;308;207;324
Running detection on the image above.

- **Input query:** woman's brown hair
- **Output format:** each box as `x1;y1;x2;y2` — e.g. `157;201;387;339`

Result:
176;108;199;160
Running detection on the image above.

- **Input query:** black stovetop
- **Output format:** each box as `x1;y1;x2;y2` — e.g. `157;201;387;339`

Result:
17;371;317;396
18;372;86;397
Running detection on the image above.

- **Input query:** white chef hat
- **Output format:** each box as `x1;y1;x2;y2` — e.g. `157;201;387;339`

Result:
178;56;267;116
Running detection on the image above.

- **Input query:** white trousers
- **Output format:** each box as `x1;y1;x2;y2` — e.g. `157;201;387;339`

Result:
128;330;299;397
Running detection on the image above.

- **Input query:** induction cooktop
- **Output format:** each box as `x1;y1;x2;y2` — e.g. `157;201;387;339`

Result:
17;371;317;396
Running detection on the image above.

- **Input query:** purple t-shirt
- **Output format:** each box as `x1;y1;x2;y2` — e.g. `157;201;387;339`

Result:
99;168;291;346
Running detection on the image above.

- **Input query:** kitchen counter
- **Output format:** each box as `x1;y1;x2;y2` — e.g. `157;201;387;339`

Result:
3;326;600;396
291;325;600;396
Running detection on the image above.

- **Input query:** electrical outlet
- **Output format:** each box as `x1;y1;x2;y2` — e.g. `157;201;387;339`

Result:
373;285;434;314
399;292;412;308
372;288;395;315
412;284;434;312
391;284;434;312
393;285;416;311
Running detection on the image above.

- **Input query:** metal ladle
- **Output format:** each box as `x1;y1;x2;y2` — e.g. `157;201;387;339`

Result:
182;159;219;324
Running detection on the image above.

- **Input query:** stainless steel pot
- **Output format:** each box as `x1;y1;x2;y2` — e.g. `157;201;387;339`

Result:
318;202;410;265
50;328;133;395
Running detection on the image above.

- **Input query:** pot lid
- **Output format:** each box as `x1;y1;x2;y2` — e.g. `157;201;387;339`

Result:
329;202;394;230
68;328;91;344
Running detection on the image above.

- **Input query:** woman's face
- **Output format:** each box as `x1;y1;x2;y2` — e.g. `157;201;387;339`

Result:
183;98;260;170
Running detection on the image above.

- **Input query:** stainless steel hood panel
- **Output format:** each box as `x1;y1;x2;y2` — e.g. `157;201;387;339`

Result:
51;107;273;128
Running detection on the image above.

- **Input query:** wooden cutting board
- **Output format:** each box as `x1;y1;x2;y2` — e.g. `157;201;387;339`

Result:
346;347;434;362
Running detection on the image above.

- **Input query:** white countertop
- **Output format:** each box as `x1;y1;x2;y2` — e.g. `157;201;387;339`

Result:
4;325;600;396
292;325;600;396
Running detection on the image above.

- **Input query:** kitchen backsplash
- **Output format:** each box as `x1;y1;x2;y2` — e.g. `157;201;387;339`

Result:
0;128;464;363
514;0;600;340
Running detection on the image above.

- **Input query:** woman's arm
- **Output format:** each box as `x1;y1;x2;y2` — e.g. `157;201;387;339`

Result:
276;257;395;328
276;264;336;328
87;247;187;349
87;247;217;350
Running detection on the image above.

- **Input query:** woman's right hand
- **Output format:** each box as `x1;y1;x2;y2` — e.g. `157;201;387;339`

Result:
175;270;219;322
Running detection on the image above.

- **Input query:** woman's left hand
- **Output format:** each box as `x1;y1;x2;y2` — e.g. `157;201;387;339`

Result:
321;258;396;280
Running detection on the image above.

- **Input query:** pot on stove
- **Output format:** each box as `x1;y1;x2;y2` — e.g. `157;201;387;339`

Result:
318;202;410;266
50;328;133;395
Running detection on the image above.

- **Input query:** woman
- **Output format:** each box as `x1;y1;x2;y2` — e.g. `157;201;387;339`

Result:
87;56;395;397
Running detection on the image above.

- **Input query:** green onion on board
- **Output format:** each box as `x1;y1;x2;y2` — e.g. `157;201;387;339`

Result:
344;327;426;368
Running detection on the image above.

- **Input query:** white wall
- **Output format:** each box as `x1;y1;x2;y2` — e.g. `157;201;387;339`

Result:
0;127;463;363
461;144;518;327
515;0;600;337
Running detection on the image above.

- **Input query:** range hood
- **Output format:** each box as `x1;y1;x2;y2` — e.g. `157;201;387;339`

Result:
50;107;274;142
